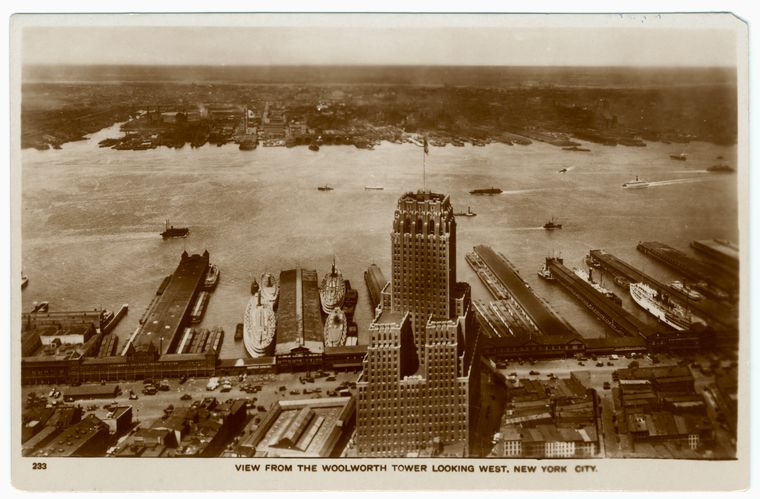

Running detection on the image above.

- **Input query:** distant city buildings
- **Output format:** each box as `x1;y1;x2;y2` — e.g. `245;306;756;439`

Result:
356;191;480;457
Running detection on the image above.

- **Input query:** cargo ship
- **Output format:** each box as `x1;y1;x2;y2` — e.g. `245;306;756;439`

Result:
320;262;346;314
160;220;189;239
629;282;705;331
190;291;210;323
622;176;649;189
469;187;502;195
243;292;276;357
259;273;279;306
574;267;622;305
323;308;347;347
204;264;220;290
543;218;562;230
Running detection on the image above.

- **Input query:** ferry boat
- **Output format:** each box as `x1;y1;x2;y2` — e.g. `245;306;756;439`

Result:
669;281;704;301
574;267;621;305
622;176;649;189
323;308;347;348
469;187;502;195
629;282;706;331
243;293;276;357
320;262;346;314
259;273;279;305
543;218;562;230
204;264;220;290
160;220;189;239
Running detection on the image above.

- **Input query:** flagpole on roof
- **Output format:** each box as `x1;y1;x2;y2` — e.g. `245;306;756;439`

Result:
423;135;429;191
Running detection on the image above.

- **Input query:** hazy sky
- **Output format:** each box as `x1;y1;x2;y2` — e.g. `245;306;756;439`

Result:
21;23;738;67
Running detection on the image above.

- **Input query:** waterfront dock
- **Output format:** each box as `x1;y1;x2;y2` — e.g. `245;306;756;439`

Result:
588;249;737;334
363;264;387;313
101;304;128;334
132;250;210;355
690;239;739;277
636;241;737;299
469;245;575;337
543;257;657;339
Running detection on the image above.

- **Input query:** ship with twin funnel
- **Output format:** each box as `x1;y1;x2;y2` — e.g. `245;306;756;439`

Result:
629;282;706;331
320;262;346;314
242;272;279;357
243;291;276;357
323;308;347;347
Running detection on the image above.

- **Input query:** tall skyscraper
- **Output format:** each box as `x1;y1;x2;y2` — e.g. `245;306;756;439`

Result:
356;191;479;457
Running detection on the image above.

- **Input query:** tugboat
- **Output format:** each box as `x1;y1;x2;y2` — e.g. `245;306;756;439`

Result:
204;264;220;290
558;167;568;173
537;260;554;280
469;187;502;195
317;185;334;191
235;323;244;341
543;218;562;230
31;301;49;313
160;220;189;239
454;206;477;217
622;176;649;189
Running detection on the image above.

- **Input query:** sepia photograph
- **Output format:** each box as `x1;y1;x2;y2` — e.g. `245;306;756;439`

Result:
9;11;750;491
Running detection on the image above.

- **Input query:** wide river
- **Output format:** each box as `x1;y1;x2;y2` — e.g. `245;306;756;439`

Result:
21;123;738;359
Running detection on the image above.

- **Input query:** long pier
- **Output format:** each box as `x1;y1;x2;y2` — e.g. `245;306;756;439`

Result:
588;249;737;333
470;245;575;337
544;257;657;339
636;241;737;299
691;239;739;276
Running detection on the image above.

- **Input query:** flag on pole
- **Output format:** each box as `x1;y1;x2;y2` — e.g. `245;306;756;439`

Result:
423;136;429;155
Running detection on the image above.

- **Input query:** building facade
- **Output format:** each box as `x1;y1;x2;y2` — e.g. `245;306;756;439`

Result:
357;191;479;457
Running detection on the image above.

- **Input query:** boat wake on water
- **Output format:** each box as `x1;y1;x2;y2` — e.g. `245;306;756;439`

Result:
646;177;718;188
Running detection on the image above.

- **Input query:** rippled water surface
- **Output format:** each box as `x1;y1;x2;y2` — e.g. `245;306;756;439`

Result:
21;123;738;359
